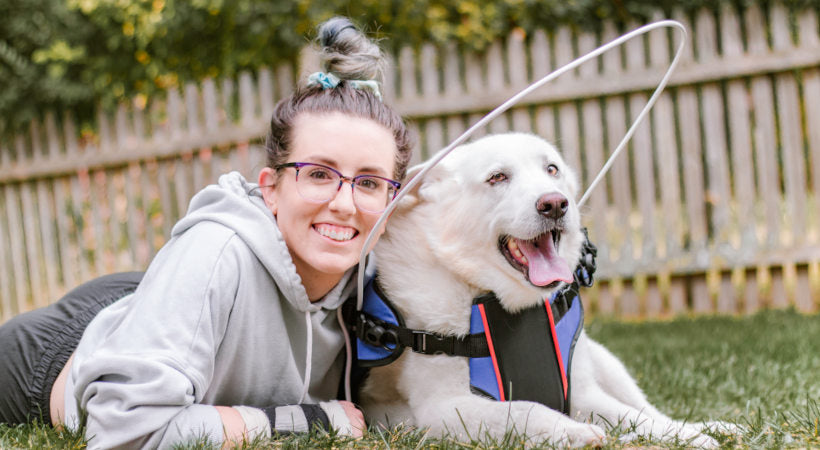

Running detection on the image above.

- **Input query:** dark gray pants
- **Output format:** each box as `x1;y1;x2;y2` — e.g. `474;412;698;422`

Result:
0;272;143;425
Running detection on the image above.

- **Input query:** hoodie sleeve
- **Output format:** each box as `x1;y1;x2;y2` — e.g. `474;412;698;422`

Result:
73;223;242;449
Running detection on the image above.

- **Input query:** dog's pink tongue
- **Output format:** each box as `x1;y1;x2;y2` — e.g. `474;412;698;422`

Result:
516;236;573;286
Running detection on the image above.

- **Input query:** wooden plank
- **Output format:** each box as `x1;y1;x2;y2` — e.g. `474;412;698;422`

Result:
619;278;639;318
446;115;466;144
604;95;634;266
202;79;220;132
717;270;736;314
92;170;114;273
677;87;708;250
44;112;61;160
529;29;552;80
238;73;256;127
744;4;770;55
442;43;463;98
221;78;235;123
667;274;687;316
694;9;718;63
398;47;418;100
423;119;445;161
770;265;787;309
775;73;808;241
510;108;530;134
743;268;760;314
598;280;616;315
275;63;294;102
770;3;794;51
628;91;657;262
53;177;77;290
691;276;712;314
798;8;819;48
645;276;662;318
87;170;107;277
726;77;757;253
486;40;505;91
0;187;14;321
576;29;597;79
257;69;275;121
653;91;683;257
185;82;202;137
157;161;174;239
123;163;142;269
167;88;183;141
580;99;608;262
700;83;732;244
20;182;44;308
488;111;509;135
750;76;781;247
420;44;439;98
5;184;29;314
795;264;814;313
805;69;820;219
553;26;575;82
507;29;527;87
558;103;581;182
69;174;91;282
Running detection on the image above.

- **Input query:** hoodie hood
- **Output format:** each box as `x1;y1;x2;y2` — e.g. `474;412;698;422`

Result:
171;171;352;313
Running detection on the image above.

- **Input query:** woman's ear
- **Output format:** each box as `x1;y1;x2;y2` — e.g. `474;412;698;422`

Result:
258;167;278;214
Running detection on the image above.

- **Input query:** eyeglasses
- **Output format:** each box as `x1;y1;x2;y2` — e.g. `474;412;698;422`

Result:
276;162;401;213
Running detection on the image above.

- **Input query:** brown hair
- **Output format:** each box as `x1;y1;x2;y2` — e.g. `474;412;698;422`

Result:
265;17;414;181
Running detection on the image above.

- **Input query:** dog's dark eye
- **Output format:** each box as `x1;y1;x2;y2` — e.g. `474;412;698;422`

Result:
487;172;508;185
546;164;560;177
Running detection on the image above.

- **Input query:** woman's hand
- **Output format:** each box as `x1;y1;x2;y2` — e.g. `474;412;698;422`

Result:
338;400;365;437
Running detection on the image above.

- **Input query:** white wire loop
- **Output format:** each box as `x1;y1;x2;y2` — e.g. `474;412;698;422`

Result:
356;20;687;310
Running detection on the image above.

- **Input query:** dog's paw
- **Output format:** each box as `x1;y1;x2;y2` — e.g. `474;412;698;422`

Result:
561;423;606;448
676;423;719;448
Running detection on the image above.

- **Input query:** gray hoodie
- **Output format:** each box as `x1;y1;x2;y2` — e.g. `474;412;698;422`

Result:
67;172;361;449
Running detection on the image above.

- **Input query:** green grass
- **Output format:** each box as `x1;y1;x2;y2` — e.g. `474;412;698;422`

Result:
2;309;818;448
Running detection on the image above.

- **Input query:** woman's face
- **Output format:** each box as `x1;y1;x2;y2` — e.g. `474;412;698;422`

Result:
259;111;398;299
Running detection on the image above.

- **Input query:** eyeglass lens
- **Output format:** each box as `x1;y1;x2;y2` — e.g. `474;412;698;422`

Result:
295;164;395;212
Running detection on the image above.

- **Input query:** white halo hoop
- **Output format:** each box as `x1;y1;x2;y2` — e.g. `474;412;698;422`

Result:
355;20;687;310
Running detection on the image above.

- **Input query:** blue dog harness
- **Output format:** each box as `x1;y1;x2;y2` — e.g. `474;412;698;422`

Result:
351;232;596;414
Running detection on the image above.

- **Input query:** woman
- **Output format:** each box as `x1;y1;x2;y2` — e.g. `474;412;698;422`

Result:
0;16;413;448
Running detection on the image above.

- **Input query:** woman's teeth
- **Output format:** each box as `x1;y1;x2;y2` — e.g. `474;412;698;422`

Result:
315;225;355;241
507;239;529;265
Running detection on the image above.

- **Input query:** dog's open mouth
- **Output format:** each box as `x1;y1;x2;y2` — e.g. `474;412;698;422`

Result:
499;230;574;288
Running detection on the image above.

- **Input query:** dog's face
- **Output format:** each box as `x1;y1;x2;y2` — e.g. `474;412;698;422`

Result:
396;133;584;312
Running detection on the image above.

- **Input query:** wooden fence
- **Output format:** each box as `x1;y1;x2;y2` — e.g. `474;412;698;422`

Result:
1;3;819;323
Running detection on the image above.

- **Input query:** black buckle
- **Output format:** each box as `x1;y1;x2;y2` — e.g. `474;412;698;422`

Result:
358;313;399;351
412;330;452;355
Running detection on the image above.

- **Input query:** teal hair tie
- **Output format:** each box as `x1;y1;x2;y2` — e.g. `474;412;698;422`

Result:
306;72;382;101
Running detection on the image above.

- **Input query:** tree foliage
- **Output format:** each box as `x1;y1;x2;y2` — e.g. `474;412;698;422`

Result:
1;0;818;134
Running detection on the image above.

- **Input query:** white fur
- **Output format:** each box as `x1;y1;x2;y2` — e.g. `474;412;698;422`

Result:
360;133;729;447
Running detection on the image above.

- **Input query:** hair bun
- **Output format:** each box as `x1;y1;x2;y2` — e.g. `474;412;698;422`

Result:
317;16;386;85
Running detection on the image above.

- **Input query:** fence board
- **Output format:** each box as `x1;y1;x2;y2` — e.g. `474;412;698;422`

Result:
0;187;13;321
35;180;59;301
775;74;808;242
20;182;44;308
750;77;781;247
5;184;29;314
806;69;820;220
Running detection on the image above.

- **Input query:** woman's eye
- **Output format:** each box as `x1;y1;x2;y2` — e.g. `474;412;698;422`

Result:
546;164;559;177
356;177;381;191
487;172;508;185
307;168;333;180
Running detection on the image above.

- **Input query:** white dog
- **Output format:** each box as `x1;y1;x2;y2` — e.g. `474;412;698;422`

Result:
357;133;725;447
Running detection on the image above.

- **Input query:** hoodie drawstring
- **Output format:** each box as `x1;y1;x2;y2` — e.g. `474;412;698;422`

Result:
338;307;353;402
299;310;313;403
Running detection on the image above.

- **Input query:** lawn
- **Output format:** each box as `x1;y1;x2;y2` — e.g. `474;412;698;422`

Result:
2;308;817;448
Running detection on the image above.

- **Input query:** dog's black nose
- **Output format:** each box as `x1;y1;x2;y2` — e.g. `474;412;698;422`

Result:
536;193;568;219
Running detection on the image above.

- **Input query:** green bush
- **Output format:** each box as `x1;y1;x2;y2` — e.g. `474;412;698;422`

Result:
1;0;819;135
